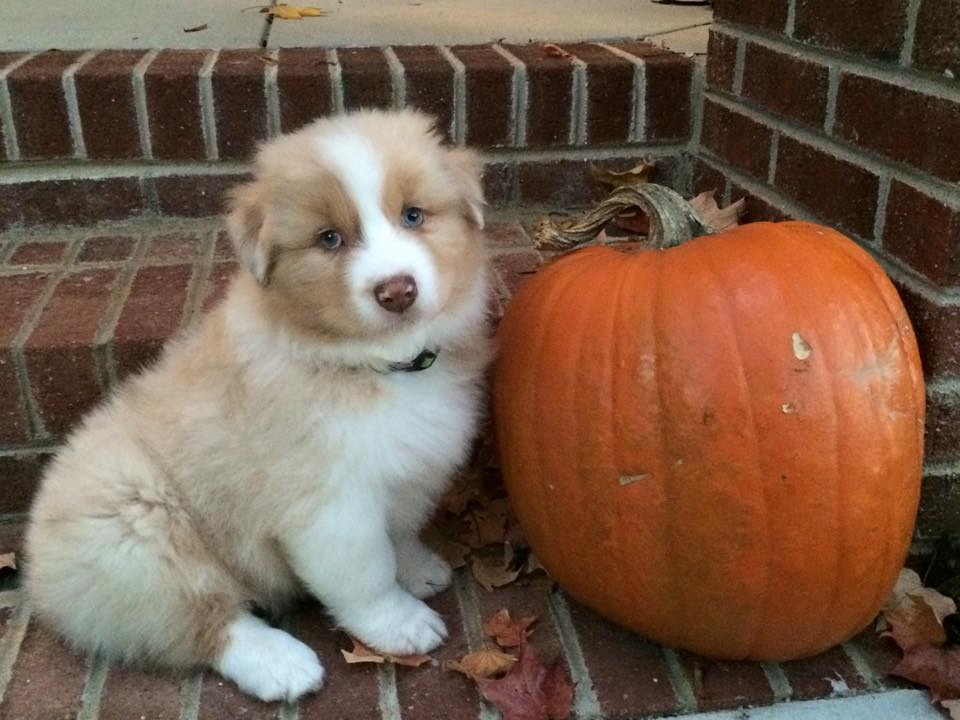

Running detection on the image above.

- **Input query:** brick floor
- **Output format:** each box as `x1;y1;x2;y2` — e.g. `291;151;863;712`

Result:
0;216;927;718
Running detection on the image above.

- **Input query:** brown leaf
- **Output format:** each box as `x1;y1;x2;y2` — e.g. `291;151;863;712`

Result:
484;609;538;648
341;637;431;667
464;498;512;549
476;641;573;720
440;470;484;515
422;526;471;570
268;4;329;19
447;647;517;680
0;553;16;572
543;43;573;60
884;595;949;651
892;643;960;701
472;555;521;592
688;190;745;232
590;162;654;188
942;699;960;719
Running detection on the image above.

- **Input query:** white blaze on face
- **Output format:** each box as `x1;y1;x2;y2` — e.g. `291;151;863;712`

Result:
315;131;440;325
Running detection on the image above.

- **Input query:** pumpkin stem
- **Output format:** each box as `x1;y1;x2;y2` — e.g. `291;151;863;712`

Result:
533;183;715;251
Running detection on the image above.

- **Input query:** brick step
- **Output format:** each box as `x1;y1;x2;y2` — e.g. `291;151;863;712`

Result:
0;41;694;229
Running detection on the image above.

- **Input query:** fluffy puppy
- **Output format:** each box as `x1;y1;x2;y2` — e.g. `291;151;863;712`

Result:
24;110;492;702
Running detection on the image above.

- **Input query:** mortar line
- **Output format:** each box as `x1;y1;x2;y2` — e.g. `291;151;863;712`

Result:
264;49;281;138
437;46;466;145
785;0;797;37
900;0;922;67
452;570;499;720
63;50;98;160
76;653;110;720
0;590;20;610
377;664;402;720
278;701;300;720
198;49;221;161
767;131;780;185
383;47;407;110
547;591;602;719
823;66;840;135
597;42;647;142
0;443;61;456
761;662;793;703
872;174;893;246
0;52;38;161
0;602;31;705
567;50;588;146
491;44;527;147
841;641;883;691
327;49;344;115
180;228;218;328
132;48;159;159
661;648;698;713
688;60;706;153
732;38;746;95
178;672;203;720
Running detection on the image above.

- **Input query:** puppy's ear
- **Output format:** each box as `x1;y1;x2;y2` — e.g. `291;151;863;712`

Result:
226;181;273;285
446;147;485;229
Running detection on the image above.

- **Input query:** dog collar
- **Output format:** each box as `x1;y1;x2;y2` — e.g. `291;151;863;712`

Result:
385;349;439;373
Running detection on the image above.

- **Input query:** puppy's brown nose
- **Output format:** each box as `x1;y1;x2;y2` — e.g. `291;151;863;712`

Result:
374;274;418;313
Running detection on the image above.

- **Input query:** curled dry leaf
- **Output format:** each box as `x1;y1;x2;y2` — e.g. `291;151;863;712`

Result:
0;553;15;572
484;608;537;648
268;4;329;19
688;190;745;232
590;162;655;189
476;641;573;720
341;637;431;667
464;498;512;549
440;469;484;515
884;595;948;651
543;43;573;60
893;644;960;702
422;526;471;570
448;647;518;680
472;554;521;592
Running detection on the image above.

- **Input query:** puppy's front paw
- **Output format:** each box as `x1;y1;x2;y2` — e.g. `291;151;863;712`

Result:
397;543;453;599
344;589;448;656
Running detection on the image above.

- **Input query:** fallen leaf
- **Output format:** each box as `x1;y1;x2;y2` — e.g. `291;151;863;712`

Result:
440;469;484;515
892;643;960;702
688;190;745;232
476;641;573;720
884;595;948;651
942;698;960;719
341;637;431;667
472;554;521;592
0;553;15;572
448;647;517;679
183;23;208;33
524;553;546;576
484;609;537;648
268;4;329;19
543;44;573;60
591;162;654;188
464;498;512;549
422;526;471;570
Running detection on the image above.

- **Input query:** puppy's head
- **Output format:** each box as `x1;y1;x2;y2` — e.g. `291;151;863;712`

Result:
227;110;487;350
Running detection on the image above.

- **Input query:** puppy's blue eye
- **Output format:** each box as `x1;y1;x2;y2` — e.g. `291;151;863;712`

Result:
315;229;343;250
401;207;424;228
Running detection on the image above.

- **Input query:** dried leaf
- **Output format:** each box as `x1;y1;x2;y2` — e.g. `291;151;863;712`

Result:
0;553;15;572
884;568;925;613
942;699;960;719
476;641;573;720
524;553;547;576
543;44;573;60
688;190;745;232
591;162;654;188
884;595;948;651
472;555;521;592
341;637;431;667
484;609;538;648
448;647;517;679
440;470;484;515
268;4;329;19
422;526;471;570
464;498;512;549
892;644;960;702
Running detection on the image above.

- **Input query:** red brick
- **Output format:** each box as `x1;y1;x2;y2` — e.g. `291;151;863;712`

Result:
19;178;144;226
706;31;738;92
0;453;52;514
24;269;118;437
913;0;960;77
774;135;879;238
780;645;868;701
213;49;268;161
917;473;960;537
692;159;729;196
567;599;681;716
395;590;478;720
505;44;574;146
883;181;960;287
492;250;543;296
201;261;238;312
113;264;192;378
741;43;828;128
394;46;455;141
78;235;137;263
713;0;788;32
0;53;26;161
293;601;381;720
795;0;909;61
213;230;236;261
893;279;960;378
0;273;49;443
835;74;960;184
7;51;82;159
144;50;207;160
450;45;513;147
277;48;333;134
552;44;633;144
644;54;693;141
154;173;250;218
517;156;675;209
679;653;775;711
75;50;147;160
483;161;517;207
485;223;531;247
198;673;277;719
729;183;792;224
339;47;393;111
927;386;960;460
700;100;772;180
3;621;89;720
98;665;184;720
146;232;201;263
8;241;68;266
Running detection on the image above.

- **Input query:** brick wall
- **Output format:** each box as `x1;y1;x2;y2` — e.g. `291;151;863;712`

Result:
698;0;960;538
0;42;694;230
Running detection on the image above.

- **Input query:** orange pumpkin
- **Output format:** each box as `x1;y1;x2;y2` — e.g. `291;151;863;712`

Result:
493;185;925;661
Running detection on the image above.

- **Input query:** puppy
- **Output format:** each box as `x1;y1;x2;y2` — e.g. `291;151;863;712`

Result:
24;109;492;702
